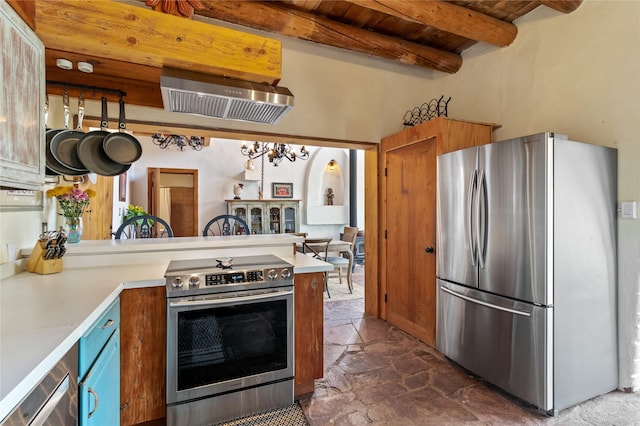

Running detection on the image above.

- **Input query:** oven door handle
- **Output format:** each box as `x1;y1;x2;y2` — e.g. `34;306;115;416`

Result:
169;289;293;308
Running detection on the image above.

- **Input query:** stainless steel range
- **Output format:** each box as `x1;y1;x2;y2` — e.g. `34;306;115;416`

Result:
165;255;294;426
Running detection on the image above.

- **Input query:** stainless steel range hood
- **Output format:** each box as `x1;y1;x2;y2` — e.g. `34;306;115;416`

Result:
160;68;294;125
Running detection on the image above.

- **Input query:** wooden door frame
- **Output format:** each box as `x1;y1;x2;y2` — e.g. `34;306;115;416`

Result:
147;167;199;236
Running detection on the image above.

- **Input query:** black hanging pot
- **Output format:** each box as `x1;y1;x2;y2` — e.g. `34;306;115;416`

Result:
102;99;142;165
76;97;130;176
50;92;89;173
46;92;86;177
44;94;58;176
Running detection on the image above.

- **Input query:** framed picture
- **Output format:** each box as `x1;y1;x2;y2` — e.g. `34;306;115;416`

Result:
272;182;293;199
119;174;127;202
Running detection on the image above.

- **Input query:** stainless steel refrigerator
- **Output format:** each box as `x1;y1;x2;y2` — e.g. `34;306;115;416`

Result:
435;132;618;414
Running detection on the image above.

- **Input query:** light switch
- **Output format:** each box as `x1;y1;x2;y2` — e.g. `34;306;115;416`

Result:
621;201;638;219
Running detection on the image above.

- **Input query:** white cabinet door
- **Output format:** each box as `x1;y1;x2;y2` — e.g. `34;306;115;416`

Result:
0;2;45;190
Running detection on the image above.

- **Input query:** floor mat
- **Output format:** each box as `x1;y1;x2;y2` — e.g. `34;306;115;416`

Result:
215;401;309;426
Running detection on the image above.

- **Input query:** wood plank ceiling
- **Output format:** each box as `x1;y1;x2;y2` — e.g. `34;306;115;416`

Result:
35;0;582;110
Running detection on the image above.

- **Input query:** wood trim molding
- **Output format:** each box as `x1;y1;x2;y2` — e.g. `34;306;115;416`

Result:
81;117;379;150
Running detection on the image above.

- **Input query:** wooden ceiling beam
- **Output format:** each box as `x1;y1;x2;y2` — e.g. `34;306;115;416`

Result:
538;0;583;14
34;0;283;85
197;1;462;73
82;117;378;150
45;67;163;109
45;49;163;108
350;0;517;47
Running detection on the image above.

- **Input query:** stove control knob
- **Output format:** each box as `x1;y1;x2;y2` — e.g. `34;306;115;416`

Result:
267;269;278;280
280;268;292;280
189;276;200;286
172;277;183;288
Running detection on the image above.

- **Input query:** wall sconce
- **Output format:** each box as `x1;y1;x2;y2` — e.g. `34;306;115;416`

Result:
327;159;337;171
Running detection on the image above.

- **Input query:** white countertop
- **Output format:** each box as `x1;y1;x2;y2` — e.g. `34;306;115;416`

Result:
0;235;331;421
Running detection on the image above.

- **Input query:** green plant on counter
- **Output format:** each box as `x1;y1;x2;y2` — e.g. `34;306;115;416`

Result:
124;204;149;222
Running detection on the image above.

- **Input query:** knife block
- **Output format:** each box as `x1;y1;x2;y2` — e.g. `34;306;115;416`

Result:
26;240;62;275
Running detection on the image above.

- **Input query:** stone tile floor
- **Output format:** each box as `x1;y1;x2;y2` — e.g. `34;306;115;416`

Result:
300;297;640;425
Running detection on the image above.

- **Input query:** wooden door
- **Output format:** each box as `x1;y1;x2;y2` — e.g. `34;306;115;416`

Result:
79;175;114;240
148;168;199;237
385;139;437;346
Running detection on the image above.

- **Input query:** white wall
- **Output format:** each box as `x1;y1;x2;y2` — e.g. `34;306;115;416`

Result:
1;0;638;389
127;137;354;237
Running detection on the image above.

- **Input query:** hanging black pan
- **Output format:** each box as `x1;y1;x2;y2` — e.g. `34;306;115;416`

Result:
46;93;85;176
102;99;142;164
44;94;58;176
77;97;130;176
50;92;89;173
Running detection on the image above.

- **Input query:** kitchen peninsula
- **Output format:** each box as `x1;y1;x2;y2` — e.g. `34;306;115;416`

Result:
0;234;331;423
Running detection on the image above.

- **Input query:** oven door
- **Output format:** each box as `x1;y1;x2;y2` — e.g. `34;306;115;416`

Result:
166;287;294;405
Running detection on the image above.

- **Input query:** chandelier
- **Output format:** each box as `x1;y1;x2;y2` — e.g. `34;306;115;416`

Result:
152;133;204;151
240;142;309;166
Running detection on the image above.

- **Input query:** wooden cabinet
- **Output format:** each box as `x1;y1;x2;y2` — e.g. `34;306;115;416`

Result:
226;200;300;234
0;1;45;190
294;271;324;396
78;298;120;426
120;287;166;426
379;117;495;347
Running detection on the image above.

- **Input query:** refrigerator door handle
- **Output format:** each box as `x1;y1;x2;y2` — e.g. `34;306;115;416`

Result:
440;285;531;317
467;169;478;266
477;169;488;268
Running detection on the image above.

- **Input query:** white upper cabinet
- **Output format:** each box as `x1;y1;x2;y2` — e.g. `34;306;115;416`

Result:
0;2;45;190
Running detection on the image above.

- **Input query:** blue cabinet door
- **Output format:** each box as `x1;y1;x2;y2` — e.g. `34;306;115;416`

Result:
80;328;120;426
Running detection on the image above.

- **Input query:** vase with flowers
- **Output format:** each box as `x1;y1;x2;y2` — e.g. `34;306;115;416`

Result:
46;186;95;243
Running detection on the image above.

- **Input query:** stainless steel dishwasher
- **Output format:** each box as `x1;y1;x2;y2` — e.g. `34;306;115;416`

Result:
1;343;78;425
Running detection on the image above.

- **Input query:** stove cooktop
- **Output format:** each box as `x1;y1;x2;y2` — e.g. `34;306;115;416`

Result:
164;254;294;297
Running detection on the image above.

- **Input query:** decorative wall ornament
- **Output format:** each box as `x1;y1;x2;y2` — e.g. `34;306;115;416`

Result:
144;0;204;18
240;141;309;166
152;133;203;151
402;95;451;127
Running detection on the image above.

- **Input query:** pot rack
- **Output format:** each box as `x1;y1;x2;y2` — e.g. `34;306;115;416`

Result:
46;80;126;99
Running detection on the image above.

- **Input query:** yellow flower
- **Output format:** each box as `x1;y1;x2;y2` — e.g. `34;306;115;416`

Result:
124;204;149;221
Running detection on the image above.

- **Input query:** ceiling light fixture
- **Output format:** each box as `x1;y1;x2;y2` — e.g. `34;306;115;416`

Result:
327;159;337;171
152;133;203;151
77;61;94;73
240;142;309;167
56;58;73;70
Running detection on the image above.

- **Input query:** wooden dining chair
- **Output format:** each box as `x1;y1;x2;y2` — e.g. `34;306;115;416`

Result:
326;227;358;294
300;238;332;298
203;214;250;236
114;215;173;239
